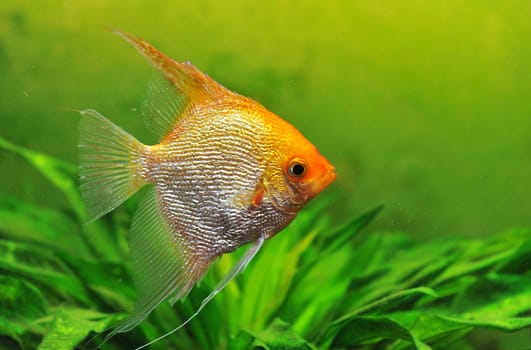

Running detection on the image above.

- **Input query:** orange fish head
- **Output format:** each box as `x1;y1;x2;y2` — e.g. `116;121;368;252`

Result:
265;121;336;212
282;146;336;205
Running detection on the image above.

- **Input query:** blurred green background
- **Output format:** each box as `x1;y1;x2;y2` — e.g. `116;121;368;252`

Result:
1;0;530;239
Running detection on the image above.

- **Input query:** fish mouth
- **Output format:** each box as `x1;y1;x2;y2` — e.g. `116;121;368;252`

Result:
310;165;336;195
325;166;337;185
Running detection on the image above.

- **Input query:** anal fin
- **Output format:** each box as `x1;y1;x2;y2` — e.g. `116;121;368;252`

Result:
229;180;266;209
106;186;207;340
133;235;265;350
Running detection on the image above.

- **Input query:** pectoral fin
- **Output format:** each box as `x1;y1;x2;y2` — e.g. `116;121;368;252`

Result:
230;180;266;209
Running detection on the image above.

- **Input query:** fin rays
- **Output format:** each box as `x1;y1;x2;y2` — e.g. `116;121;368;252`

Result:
106;187;207;339
133;235;265;350
115;30;230;140
142;75;187;139
79;109;145;223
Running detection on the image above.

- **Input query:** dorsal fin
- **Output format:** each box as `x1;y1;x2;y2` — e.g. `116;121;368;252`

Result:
141;75;187;138
115;30;231;139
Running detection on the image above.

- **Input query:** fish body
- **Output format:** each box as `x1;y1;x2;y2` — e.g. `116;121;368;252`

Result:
79;31;335;342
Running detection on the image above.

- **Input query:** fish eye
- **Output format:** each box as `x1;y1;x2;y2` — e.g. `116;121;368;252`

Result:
287;158;307;179
291;163;305;176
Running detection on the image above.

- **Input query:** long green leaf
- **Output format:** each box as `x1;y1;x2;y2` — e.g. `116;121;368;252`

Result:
0;240;92;305
0;195;90;258
0;136;123;261
0;137;83;220
327;315;431;350
0;275;48;347
38;308;115;350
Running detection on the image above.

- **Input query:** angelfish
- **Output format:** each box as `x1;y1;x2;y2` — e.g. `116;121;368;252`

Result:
79;31;336;347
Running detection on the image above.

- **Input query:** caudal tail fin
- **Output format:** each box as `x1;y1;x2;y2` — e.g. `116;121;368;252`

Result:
79;109;146;223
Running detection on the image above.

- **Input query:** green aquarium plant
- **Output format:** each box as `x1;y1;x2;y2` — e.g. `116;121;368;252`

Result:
0;136;530;349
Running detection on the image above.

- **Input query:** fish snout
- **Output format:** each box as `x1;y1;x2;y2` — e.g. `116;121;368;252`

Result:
322;163;337;188
308;162;336;197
